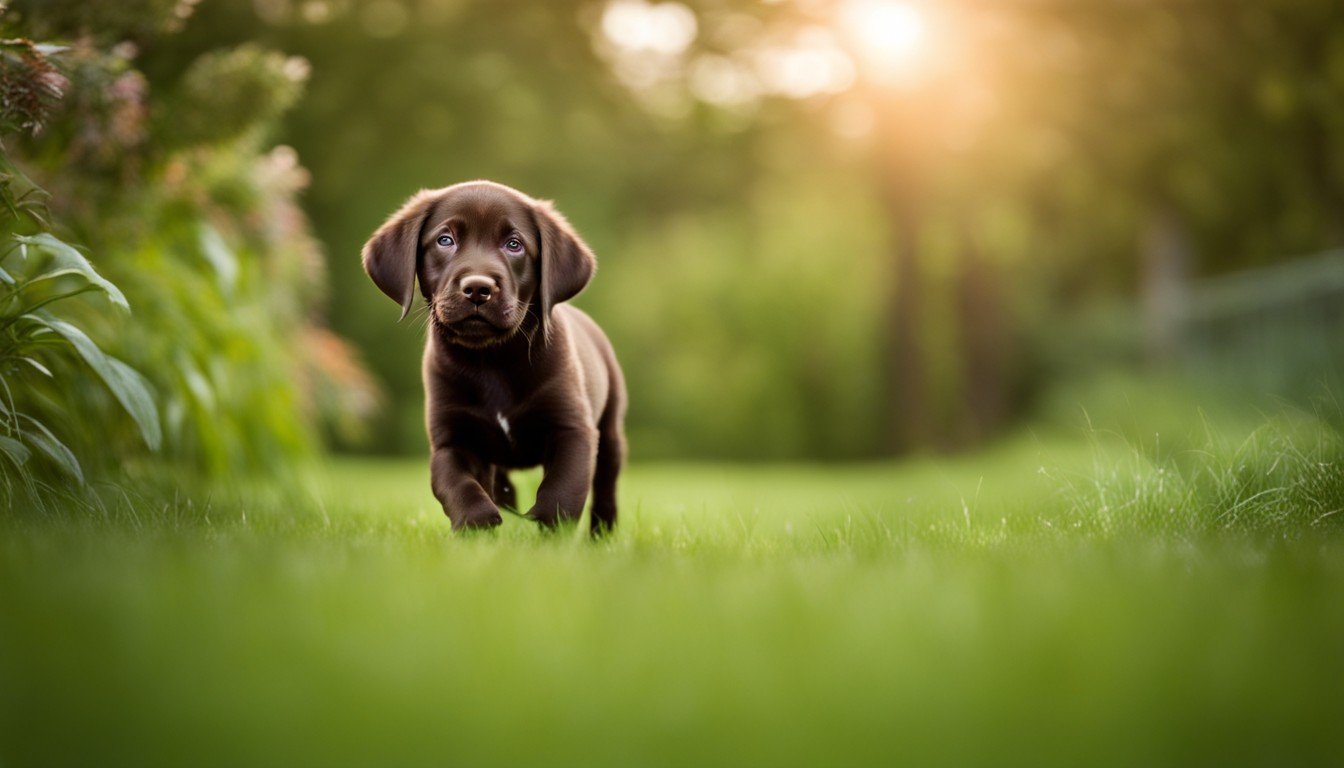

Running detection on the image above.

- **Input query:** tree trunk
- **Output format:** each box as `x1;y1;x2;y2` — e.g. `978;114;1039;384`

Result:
954;211;1009;444
877;166;930;453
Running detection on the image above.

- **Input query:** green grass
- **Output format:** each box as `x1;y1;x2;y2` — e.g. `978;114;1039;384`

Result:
2;421;1344;767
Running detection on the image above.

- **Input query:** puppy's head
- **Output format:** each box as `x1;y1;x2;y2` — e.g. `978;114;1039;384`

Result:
362;180;595;348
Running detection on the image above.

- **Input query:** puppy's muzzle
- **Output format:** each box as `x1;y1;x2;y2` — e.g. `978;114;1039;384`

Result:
459;274;498;306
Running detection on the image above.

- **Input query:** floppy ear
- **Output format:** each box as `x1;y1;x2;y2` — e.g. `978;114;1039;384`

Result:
533;199;596;337
362;190;436;321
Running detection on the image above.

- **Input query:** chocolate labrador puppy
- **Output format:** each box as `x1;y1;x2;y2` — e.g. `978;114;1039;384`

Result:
362;181;626;533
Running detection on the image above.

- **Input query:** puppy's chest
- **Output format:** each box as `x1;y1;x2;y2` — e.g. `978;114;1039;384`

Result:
450;371;544;465
453;408;545;467
463;368;518;414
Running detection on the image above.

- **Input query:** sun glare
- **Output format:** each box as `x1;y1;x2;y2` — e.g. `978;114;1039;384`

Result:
840;0;929;77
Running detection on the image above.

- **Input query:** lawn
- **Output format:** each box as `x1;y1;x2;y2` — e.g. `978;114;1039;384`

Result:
2;424;1343;767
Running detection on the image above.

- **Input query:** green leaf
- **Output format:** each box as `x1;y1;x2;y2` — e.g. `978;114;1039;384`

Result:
20;357;52;377
24;312;162;451
13;233;129;310
18;414;83;484
198;224;238;294
0;263;13;284
0;435;30;468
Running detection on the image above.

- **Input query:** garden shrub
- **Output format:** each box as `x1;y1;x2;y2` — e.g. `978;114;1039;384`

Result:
0;8;377;505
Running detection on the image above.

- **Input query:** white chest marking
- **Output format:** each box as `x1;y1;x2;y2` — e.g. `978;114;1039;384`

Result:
496;412;511;438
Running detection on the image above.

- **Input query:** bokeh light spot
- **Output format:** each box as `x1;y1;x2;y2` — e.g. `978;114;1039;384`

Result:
840;0;929;76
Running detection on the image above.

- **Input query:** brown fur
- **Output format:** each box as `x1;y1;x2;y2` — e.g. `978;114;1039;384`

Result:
362;181;627;533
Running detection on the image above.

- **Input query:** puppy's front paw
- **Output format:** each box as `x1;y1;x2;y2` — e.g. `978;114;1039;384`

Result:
525;495;584;529
525;505;560;529
450;503;503;532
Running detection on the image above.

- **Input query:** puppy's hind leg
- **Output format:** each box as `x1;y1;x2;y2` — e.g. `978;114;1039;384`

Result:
491;466;518;512
590;427;625;536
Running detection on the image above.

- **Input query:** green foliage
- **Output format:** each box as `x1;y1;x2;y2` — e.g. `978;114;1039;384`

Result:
2;15;377;485
6;0;196;42
31;311;160;451
0;227;159;507
0;36;165;508
158;44;307;148
13;232;127;307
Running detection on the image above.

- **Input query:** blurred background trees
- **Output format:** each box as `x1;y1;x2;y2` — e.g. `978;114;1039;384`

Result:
4;0;1344;474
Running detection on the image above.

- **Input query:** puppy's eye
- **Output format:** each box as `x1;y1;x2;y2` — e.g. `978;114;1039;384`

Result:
504;237;524;254
436;234;454;247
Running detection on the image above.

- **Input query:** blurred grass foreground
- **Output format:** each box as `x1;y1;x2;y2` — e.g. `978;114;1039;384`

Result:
2;1;1344;766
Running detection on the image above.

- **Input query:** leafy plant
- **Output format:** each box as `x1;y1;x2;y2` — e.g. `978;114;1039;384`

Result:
0;38;67;138
0;231;162;502
2;24;377;485
0;39;159;508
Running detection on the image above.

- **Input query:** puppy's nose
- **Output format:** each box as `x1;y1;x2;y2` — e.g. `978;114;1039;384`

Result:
460;274;496;306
